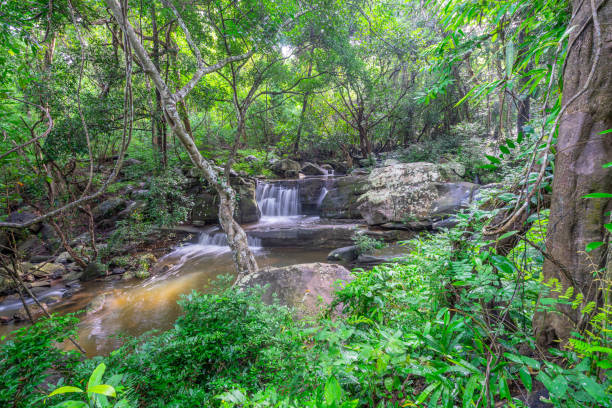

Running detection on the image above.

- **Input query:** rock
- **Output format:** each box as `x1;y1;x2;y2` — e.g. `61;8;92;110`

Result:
437;161;466;181
233;179;261;224
321;164;334;173
6;208;42;233
17;236;46;257
351;168;370;176
29;280;51;288
13;312;27;322
244;155;258;162
271;158;301;178
301;162;327;176
93;198;128;221
122;271;135;280
383;159;401;166
236;263;353;316
0;276;14;295
380;222;431;231
297;178;326;215
56;252;73;264
30;254;53;263
123;158;143;166
191;178;260;225
81;262;107;281
320;175;368;219
131;189;150;200
111;267;126;275
432;217;459;230
327;246;359;262
45;295;62;305
0;315;12;325
18;262;33;275
62;290;75;299
356;163;479;225
116;200;146;220
86;294;106;315
31;263;65;278
356;254;405;265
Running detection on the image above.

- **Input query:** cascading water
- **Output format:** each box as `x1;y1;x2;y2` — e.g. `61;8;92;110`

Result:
255;181;300;217
316;187;328;208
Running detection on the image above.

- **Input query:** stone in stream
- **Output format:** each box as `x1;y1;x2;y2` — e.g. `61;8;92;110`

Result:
301;162;327;176
327;246;359;262
0;315;12;325
31;262;65;278
236;263;353;316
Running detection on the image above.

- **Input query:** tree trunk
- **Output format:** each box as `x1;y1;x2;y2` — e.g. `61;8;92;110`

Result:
534;0;612;346
105;0;258;277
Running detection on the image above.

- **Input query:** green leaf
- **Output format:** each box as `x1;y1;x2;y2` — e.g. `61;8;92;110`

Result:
48;386;84;398
519;366;532;392
577;374;607;401
485;155;501;164
87;384;116;398
324;376;343;404
585;242;605;252
499;145;510;155
87;363;106;397
50;401;88;408
491;255;516;274
599;128;612;134
462;375;479;407
603;162;612;168
582;193;612;198
604;223;612;232
505;138;515;149
548;375;568;397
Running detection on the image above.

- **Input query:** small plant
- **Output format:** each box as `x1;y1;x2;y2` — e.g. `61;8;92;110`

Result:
351;233;386;254
46;363;132;407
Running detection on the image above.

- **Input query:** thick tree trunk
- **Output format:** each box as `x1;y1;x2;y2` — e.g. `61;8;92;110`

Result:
534;0;612;346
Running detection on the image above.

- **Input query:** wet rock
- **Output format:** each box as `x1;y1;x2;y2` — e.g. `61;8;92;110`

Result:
86;294;106;315
111;267;126;275
320;175;368;219
432;217;459;230
0;276;15;295
93;198;128;221
321;164;334;173
62;289;75;299
13;312;27;322
46;295;62;305
301;162;327;176
356;254;405;265
0;315;12;325
271;158;301;178
327;246;359;262
236;263;353;316
298;178;326;215
29;280;51;288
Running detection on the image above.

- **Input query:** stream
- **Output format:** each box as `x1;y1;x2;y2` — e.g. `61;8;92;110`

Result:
0;177;355;356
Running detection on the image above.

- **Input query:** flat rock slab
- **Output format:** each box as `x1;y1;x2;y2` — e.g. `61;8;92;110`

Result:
236;262;353;316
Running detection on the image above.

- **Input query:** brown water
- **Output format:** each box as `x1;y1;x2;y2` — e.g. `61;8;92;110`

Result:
0;245;331;356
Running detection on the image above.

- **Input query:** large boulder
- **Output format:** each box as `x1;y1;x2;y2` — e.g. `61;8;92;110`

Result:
6;208;42;233
320;175;368;219
271;158;301;178
357;163;478;225
236;263;352;316
301;162;327;176
191;178;260;225
298;178;326;215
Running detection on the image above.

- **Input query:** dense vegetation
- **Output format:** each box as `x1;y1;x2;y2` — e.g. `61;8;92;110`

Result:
0;0;610;406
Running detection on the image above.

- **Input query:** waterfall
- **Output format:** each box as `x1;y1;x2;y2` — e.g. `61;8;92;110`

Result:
255;181;300;216
197;230;262;248
316;187;328;208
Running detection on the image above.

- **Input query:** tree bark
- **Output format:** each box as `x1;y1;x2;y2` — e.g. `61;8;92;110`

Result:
534;0;612;346
104;0;258;277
